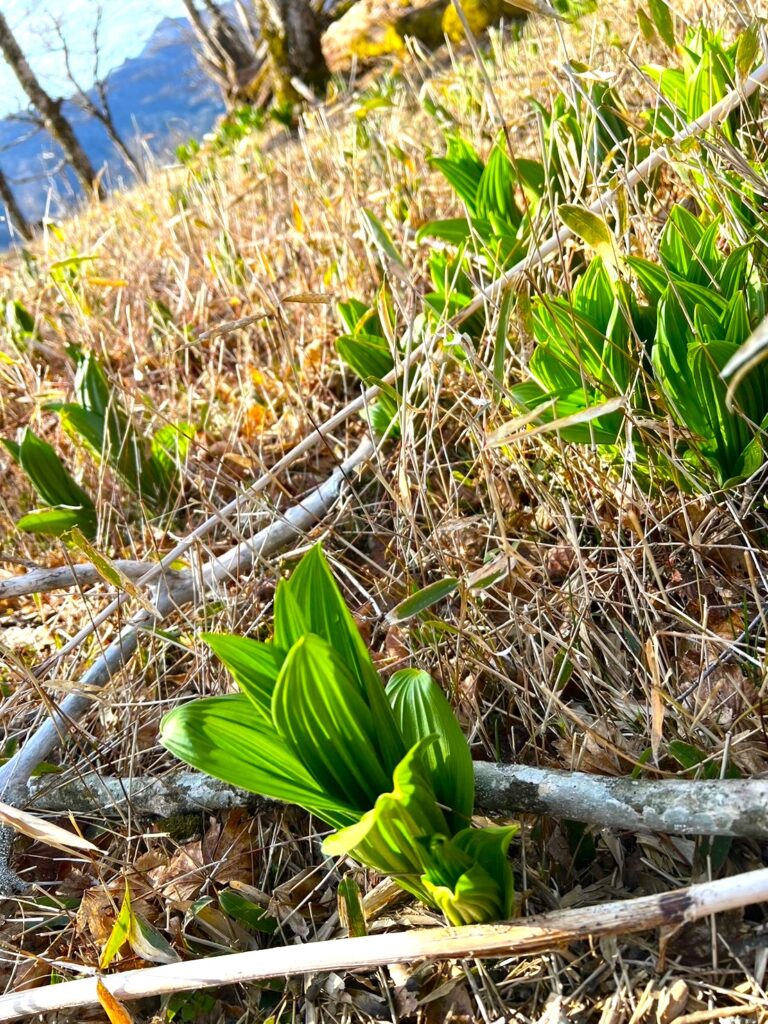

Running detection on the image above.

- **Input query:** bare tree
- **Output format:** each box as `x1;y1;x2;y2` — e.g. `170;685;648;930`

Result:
234;0;261;53
0;166;31;240
0;10;105;199
181;0;258;106
50;9;145;182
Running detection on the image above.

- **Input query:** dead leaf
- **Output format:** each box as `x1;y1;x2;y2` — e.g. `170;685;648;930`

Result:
96;980;135;1024
147;842;205;902
0;801;97;856
77;887;117;944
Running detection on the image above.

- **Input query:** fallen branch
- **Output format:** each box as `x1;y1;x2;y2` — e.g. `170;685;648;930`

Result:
27;762;768;838
2;866;767;1020
472;762;768;838
0;560;169;601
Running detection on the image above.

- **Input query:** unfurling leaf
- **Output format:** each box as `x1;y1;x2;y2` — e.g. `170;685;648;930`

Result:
338;876;367;937
202;632;284;721
322;740;448;880
387;669;474;831
421;826;517;925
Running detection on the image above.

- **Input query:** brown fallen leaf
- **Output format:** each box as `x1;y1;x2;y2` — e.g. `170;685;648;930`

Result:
0;801;97;856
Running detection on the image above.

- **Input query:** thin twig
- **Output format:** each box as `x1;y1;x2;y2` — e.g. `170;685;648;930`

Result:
2;867;767;1020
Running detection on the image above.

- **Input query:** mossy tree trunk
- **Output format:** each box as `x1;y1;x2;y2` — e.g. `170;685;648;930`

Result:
257;0;329;104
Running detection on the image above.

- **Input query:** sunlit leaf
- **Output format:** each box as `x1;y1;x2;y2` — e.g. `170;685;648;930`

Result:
100;886;132;970
387;578;459;624
202;632;284;721
386;669;474;830
323;739;448;879
272;634;392;810
160;693;358;827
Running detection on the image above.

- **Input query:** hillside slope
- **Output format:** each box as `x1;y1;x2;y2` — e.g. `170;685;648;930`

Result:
1;1;767;1020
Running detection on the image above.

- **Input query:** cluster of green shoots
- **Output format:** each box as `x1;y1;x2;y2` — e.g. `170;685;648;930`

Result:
336;17;768;492
161;546;516;926
2;348;190;537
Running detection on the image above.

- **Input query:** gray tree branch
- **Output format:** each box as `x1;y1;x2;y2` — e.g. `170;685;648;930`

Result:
26;762;768;840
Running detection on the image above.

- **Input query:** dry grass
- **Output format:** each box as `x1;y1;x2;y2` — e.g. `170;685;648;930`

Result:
1;0;768;1020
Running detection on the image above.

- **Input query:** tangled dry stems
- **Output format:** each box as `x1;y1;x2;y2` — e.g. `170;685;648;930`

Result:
1;0;768;1020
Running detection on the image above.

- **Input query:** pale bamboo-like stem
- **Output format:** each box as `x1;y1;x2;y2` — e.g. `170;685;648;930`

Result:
2;867;768;1020
34;59;768;668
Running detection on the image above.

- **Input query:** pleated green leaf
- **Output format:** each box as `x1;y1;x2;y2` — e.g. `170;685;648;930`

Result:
17;427;95;514
160;693;358;828
272;634;393;811
280;546;405;775
386;669;474;831
322;739;448;877
202;633;284;721
421;825;517;925
272;578;308;652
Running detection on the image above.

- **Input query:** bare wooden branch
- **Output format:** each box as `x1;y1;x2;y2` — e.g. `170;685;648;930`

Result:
2;867;768;1020
0;561;167;601
27;762;768;839
472;762;768;838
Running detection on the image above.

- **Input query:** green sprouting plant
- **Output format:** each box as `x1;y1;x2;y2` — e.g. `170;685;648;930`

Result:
49;349;190;512
1;298;39;353
161;546;516;925
175;137;201;167
628;205;768;485
644;22;760;144
335;293;406;437
4;350;191;535
1;427;97;537
508;256;638;444
510;204;768;487
177;106;267;168
643;21;765;235
417;76;634;339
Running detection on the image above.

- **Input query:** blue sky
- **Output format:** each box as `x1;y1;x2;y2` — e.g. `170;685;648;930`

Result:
0;1;186;116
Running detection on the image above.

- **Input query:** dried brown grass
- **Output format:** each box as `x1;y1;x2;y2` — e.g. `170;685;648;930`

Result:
1;0;768;1020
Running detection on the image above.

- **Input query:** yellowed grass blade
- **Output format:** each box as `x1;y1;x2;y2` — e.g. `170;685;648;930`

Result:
0;801;97;856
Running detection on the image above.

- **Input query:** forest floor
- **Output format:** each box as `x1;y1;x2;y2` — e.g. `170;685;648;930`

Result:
1;0;768;1021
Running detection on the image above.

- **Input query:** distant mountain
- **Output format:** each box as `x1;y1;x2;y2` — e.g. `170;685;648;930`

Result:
0;14;226;249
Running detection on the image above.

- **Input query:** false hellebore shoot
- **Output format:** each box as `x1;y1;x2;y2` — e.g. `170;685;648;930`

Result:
160;546;516;925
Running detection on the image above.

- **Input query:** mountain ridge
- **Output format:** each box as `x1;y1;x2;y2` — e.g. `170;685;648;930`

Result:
0;13;226;248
